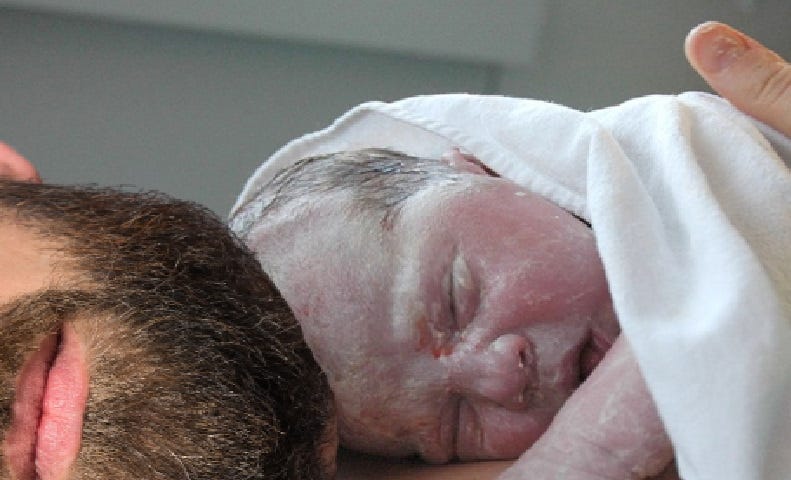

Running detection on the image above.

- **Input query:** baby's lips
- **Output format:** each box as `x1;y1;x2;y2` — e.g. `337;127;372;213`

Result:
456;401;553;460
579;331;612;380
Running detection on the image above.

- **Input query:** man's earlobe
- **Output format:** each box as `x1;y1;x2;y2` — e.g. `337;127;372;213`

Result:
440;148;498;177
0;142;42;183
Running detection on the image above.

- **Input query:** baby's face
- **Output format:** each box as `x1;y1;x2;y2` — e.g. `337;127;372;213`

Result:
264;175;619;463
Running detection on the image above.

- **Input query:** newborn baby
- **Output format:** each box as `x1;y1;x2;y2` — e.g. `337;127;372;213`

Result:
232;148;671;477
232;92;791;479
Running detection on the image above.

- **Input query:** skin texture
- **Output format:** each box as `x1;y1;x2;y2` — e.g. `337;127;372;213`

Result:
248;169;620;463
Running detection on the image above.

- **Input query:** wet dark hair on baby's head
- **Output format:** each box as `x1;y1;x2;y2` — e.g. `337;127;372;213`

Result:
232;148;467;236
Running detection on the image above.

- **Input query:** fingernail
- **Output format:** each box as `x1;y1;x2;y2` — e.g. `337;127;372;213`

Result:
690;22;749;73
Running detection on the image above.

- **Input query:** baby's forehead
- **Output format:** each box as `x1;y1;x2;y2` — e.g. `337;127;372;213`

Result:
302;182;463;240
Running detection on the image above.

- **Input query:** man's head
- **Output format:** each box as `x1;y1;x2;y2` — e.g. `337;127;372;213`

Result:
0;149;334;479
232;149;619;463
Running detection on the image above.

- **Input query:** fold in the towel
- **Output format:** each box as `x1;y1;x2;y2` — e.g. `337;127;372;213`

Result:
232;92;791;480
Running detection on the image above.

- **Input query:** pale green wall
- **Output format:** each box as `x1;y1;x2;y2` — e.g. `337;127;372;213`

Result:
0;8;494;214
1;2;789;214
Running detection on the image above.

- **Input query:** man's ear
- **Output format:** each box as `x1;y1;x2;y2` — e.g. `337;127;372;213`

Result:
0;142;41;183
4;322;88;480
440;148;498;177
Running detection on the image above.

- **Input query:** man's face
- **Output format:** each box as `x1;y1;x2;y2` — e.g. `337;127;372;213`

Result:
263;174;620;463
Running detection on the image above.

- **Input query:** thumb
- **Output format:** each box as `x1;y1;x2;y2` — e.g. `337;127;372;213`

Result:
685;21;791;136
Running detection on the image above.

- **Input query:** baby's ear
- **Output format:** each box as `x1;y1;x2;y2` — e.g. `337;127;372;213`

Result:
440;148;497;177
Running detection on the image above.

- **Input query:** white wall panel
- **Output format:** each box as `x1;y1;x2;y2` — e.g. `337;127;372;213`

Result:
0;8;493;214
0;0;547;65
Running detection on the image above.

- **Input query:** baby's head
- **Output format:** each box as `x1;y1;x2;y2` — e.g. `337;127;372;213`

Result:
232;149;619;463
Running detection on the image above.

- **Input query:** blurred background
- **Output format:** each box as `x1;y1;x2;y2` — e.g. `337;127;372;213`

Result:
1;0;789;215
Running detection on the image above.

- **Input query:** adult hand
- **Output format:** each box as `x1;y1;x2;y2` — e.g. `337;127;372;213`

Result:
685;21;791;136
0;142;41;182
497;337;675;480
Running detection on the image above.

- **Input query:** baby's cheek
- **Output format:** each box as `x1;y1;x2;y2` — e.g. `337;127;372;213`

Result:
336;405;421;458
332;374;423;456
457;402;557;460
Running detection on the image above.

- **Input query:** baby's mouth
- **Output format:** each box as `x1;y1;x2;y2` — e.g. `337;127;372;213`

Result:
578;331;612;382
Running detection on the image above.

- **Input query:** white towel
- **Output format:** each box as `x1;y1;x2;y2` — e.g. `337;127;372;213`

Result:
232;92;791;480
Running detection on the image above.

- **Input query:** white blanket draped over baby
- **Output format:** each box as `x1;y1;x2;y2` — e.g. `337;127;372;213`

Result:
233;92;791;480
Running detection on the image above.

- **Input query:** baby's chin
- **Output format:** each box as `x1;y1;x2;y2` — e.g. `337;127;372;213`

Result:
337;415;417;461
454;405;560;462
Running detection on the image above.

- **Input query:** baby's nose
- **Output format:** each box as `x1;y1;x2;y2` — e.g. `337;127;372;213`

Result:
450;334;536;409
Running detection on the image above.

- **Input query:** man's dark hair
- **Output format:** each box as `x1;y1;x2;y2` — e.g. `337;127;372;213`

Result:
0;181;332;479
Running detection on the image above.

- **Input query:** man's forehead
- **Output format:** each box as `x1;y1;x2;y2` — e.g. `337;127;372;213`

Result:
0;219;64;305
